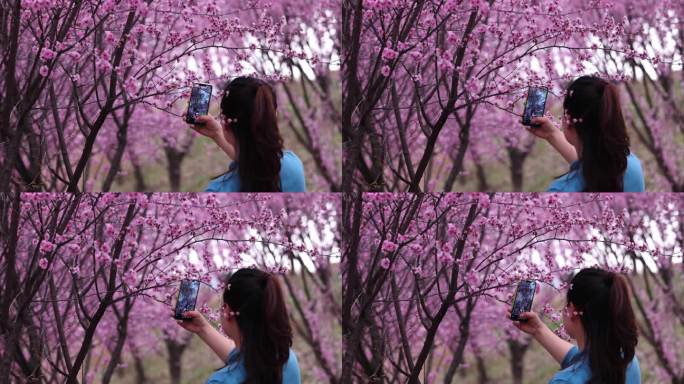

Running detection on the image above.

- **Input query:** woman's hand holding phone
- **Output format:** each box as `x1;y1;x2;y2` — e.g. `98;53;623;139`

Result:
525;117;560;141
525;117;578;164
175;309;235;362
188;115;236;161
506;310;574;364
189;115;223;141
176;310;211;335
508;310;544;336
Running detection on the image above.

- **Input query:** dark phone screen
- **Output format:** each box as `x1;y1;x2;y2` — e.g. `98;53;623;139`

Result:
186;84;212;124
174;279;200;320
522;87;548;126
510;280;536;321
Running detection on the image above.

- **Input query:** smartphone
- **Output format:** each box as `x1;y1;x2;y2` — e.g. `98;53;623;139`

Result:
510;280;536;322
173;279;200;321
522;87;548;127
185;83;213;125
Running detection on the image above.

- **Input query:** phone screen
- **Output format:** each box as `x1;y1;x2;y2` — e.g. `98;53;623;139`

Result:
174;279;200;320
522;87;548;127
510;280;536;321
186;83;213;125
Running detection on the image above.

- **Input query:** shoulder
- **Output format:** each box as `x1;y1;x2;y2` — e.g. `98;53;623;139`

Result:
626;354;641;383
280;151;307;192
281;151;304;171
206;349;245;384
283;349;302;383
205;364;243;384
625;153;643;175
547;165;583;192
550;361;591;383
549;368;590;384
204;168;239;192
548;347;590;384
561;346;581;368
623;153;645;192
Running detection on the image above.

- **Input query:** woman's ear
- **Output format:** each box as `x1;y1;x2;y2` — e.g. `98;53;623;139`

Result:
567;302;584;319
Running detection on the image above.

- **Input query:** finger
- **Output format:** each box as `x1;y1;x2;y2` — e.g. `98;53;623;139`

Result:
195;115;212;124
519;311;534;320
183;310;200;318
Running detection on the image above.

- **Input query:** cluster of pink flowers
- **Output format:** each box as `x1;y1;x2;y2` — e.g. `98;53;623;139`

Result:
39;240;56;254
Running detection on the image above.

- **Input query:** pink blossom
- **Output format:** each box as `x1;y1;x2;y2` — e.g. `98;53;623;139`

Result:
124;270;138;286
39;240;56;253
381;240;398;253
40;48;56;61
39;65;49;77
381;47;398;62
38;258;49;269
379;257;391;269
104;31;116;44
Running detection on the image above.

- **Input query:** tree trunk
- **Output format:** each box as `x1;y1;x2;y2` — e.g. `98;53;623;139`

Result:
507;338;531;384
165;337;189;384
507;147;528;192
164;147;186;192
133;354;148;384
132;162;148;191
474;161;490;192
476;354;490;384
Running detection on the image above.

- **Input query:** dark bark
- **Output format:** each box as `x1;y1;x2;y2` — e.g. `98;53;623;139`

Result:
66;10;138;192
507;338;531;384
65;203;137;384
164;146;187;192
476;354;490;384
100;298;134;384
133;354;148;384
164;336;190;384
131;161;149;191
507;147;530;192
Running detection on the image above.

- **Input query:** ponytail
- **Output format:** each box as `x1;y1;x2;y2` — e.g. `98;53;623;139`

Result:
563;76;630;192
223;268;292;384
220;77;284;192
567;268;638;384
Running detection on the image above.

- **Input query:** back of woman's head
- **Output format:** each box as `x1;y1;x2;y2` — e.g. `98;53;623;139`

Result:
563;76;630;192
223;268;292;384
220;76;284;192
567;268;638;384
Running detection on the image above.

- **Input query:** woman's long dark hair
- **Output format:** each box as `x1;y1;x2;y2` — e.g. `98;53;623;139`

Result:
563;76;630;192
567;268;638;384
220;77;284;192
223;268;292;384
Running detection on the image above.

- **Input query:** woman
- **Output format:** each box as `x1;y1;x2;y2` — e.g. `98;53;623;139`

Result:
527;76;645;192
190;77;306;192
510;268;641;383
177;268;301;384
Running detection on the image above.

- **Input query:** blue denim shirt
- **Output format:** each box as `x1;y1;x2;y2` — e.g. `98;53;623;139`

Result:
547;153;645;192
549;346;641;383
204;151;306;192
205;348;301;384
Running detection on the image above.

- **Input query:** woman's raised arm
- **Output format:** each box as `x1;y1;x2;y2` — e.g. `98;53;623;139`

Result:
527;117;578;164
190;115;236;161
177;310;235;363
509;311;574;365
